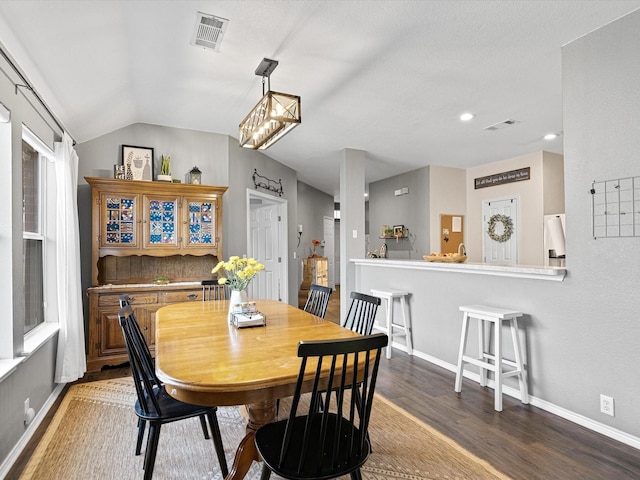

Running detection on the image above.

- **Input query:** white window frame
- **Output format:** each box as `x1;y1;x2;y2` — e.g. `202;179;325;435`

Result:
21;126;58;353
0;125;59;374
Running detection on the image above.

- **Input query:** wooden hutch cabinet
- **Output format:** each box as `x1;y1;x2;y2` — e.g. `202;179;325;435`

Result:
298;257;329;308
85;177;227;371
303;256;328;287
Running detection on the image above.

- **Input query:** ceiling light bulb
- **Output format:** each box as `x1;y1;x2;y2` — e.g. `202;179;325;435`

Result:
459;113;475;122
544;133;558;140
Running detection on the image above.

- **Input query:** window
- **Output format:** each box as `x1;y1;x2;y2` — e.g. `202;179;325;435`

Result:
22;138;46;334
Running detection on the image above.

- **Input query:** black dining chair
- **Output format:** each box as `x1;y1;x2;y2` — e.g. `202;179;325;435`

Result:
118;305;228;480
343;291;381;335
276;283;334;419
201;280;228;301
303;283;333;318
120;293;162;455
255;333;388;480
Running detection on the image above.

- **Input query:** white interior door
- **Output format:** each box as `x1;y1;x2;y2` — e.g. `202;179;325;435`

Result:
248;190;287;301
323;216;335;289
483;197;518;264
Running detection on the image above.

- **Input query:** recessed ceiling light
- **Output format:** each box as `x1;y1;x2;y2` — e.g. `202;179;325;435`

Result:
544;133;558;140
459;112;475;122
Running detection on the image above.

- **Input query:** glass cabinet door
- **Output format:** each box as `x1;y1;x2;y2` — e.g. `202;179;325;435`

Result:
143;195;180;249
183;196;218;249
99;193;140;249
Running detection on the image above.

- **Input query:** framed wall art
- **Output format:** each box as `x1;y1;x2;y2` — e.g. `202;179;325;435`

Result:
121;145;154;181
393;225;405;237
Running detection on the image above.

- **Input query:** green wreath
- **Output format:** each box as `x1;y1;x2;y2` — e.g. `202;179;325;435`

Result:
487;214;513;243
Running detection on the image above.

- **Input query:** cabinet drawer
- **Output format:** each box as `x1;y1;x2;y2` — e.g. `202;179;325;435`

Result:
98;292;158;307
163;290;202;303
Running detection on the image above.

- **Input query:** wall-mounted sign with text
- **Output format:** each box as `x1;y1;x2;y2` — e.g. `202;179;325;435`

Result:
474;167;530;189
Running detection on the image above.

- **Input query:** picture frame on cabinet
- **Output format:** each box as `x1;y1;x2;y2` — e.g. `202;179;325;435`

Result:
121;145;154;181
393;225;405;237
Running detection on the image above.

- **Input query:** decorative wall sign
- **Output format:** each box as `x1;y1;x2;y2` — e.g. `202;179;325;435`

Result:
253;168;284;196
122;145;154;181
591;176;640;238
475;167;530;189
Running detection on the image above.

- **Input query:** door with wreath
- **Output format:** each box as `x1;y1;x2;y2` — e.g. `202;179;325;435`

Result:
482;197;518;264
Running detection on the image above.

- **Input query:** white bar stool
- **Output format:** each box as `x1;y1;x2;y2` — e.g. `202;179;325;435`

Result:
454;304;529;412
370;289;413;359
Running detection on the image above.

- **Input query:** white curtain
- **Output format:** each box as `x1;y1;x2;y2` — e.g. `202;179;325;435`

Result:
54;132;86;383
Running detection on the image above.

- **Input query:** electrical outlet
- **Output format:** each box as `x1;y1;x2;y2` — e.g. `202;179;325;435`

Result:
600;394;615;416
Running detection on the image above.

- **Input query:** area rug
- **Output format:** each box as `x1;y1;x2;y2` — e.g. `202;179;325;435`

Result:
19;378;510;480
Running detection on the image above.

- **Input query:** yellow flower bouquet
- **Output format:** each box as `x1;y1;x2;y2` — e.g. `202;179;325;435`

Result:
212;256;265;291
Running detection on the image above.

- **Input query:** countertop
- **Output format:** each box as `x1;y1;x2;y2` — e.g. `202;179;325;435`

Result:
351;258;566;281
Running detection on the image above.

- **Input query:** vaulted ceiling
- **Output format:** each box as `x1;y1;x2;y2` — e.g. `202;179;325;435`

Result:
1;1;639;196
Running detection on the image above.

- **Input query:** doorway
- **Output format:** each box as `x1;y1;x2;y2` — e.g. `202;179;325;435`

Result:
247;190;288;302
482;197;518;264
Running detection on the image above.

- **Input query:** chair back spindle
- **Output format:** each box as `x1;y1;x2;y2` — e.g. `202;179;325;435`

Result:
303;283;332;318
202;280;228;301
343;291;381;335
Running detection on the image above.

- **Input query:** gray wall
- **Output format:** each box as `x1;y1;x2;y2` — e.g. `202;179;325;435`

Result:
368;166;430;259
0;339;58;465
227;140;299;305
561;8;640;436
75;124;231;320
0;46;62;469
356;9;640;443
296;181;334;260
76;123;306;306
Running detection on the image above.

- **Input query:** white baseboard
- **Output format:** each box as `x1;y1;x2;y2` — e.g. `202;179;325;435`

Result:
403;348;640;450
0;383;65;479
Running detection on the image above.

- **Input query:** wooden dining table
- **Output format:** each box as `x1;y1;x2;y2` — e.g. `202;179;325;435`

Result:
154;298;360;480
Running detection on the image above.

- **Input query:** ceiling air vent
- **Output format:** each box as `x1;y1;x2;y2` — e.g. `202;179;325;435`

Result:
484;119;519;131
191;12;229;52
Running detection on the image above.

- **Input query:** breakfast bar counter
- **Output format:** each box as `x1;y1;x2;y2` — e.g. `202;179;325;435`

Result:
351;257;568;405
352;258;566;281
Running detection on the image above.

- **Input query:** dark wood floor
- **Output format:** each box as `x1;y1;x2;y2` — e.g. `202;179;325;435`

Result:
7;288;640;479
375;351;640;479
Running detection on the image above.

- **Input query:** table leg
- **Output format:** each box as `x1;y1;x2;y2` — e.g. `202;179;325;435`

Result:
225;400;276;480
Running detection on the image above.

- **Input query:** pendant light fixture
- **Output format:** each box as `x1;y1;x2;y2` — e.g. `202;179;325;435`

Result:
239;58;301;150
